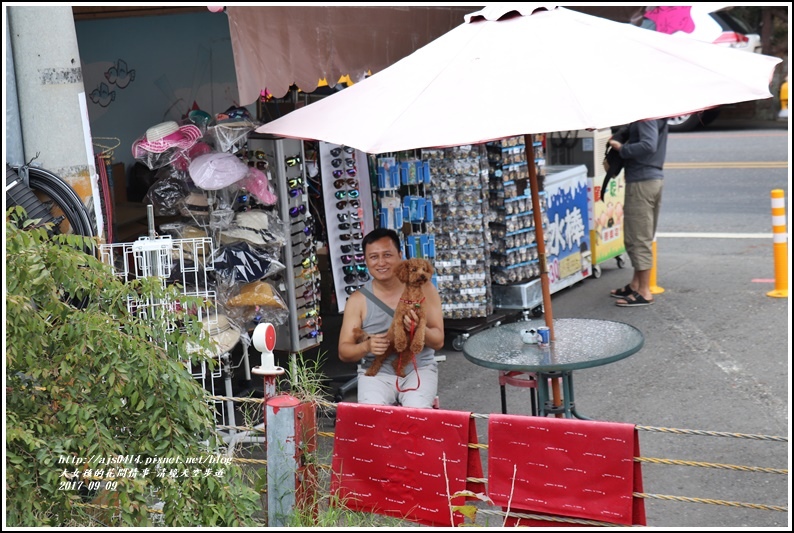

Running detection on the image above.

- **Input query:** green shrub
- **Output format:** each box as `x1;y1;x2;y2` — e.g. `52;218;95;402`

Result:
5;207;261;526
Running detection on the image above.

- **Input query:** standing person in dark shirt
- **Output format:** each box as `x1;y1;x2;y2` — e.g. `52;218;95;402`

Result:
607;118;669;307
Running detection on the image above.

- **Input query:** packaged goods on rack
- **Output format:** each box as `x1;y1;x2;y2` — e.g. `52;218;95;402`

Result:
487;136;549;287
424;145;493;319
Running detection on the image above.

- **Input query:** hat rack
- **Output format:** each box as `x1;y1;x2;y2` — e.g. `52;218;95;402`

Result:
99;208;241;443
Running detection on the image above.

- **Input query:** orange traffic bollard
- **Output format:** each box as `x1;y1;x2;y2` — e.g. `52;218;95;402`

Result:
767;189;788;298
650;234;665;295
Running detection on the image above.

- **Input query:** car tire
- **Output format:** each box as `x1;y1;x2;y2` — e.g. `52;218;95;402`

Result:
667;108;722;133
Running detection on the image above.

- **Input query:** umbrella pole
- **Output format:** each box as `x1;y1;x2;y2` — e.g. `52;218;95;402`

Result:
523;134;554;339
524;133;562;416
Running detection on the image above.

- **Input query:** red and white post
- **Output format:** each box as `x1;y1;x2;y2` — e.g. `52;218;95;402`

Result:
767;189;788;298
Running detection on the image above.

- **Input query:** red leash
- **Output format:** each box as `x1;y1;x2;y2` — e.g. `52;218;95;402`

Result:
396;317;420;393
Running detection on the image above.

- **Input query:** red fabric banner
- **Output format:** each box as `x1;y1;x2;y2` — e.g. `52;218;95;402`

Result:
331;402;483;527
488;415;645;526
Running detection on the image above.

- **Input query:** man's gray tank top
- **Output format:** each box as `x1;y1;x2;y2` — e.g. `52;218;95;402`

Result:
359;279;436;375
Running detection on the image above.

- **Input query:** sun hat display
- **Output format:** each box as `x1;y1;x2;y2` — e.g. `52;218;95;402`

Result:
188;152;248;191
188;109;213;130
187;312;242;356
227;280;287;310
215;105;255;125
132;121;202;157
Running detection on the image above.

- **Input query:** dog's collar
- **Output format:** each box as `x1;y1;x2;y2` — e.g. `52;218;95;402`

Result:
400;296;425;308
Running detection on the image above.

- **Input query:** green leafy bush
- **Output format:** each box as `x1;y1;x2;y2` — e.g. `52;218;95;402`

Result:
5;207;261;526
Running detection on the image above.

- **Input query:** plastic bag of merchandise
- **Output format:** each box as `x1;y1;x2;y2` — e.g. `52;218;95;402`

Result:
241;166;277;206
211;241;286;284
143;168;190;216
224;280;289;329
218;209;286;249
210;106;256;153
189;152;248;191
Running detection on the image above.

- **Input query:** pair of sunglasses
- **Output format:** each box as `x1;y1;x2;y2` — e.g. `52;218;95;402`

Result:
292;225;313;237
340;242;363;253
300;317;323;329
333;178;358;189
338;222;362;231
254;150;267;160
343;264;368;275
341;254;365;264
344;284;363;295
331;158;355;168
332;168;357;178
330;146;354;157
288;178;303;188
299;254;318;269
289;205;307;217
337;212;360;222
336;199;360;210
288;187;304;198
335;190;359;200
339;232;363;241
298;308;318;320
301;330;321;340
344;272;369;284
285;155;302;167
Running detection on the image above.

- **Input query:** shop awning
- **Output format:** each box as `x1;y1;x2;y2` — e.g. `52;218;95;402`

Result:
226;5;477;104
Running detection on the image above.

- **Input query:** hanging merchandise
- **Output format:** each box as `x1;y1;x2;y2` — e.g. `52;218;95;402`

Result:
143;166;191;217
488;136;547;313
320;141;375;313
424;145;491;319
189;152;249;191
131;121;203;170
211;240;285;285
211;106;256;153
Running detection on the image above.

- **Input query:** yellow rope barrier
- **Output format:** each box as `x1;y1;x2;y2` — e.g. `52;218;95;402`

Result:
635;425;787;442
636;457;787;475
634;493;787;512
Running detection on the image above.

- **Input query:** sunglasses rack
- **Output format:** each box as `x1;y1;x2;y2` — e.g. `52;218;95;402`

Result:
319;141;375;313
420;145;493;320
247;135;322;353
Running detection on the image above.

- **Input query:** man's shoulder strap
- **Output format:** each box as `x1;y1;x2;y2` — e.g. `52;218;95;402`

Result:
358;286;395;318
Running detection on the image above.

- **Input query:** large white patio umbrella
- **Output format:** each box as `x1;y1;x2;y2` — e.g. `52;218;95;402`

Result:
257;3;781;338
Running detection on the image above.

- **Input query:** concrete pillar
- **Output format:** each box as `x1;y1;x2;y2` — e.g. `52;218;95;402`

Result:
5;11;24;166
7;6;103;237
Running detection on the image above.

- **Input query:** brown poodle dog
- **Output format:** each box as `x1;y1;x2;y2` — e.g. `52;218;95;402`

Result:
353;258;434;378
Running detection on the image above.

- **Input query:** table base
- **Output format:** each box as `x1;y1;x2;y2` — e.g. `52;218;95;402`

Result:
500;370;591;419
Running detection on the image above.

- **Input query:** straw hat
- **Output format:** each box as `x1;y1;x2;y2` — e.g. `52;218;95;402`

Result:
188;313;241;356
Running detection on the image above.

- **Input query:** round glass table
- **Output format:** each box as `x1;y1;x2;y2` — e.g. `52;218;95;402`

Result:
462;318;644;418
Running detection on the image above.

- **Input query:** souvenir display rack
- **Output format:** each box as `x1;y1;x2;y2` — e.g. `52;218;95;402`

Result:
424;144;493;319
487;136;548;286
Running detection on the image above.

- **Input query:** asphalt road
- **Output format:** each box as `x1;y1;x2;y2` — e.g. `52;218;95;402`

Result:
433;117;790;528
